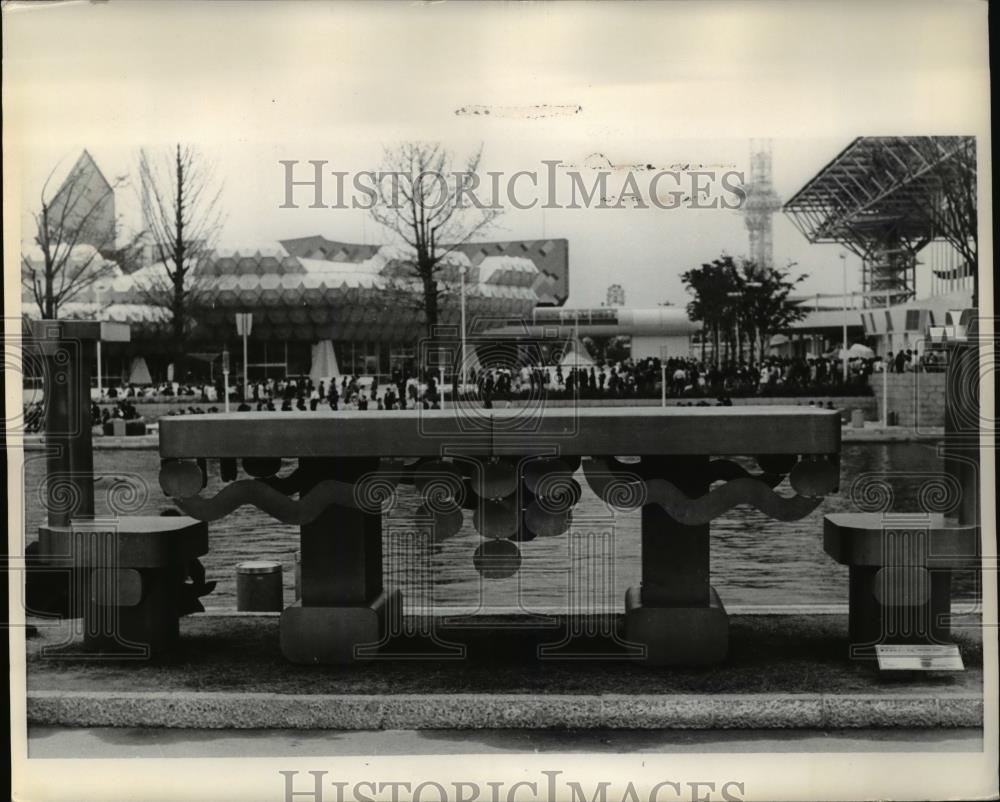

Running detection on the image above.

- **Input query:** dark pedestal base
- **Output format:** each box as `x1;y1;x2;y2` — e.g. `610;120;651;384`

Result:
624;585;729;666
280;589;401;664
37;517;208;659
83;566;185;657
847;565;954;658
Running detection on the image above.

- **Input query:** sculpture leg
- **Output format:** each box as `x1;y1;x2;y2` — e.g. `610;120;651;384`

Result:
280;457;400;664
625;455;728;666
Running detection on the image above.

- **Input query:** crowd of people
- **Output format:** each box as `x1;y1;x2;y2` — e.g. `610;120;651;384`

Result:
153;355;884;414
465;355;880;404
22;347;945;430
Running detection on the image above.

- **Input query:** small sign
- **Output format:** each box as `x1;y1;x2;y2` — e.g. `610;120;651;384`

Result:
235;312;253;337
875;644;964;672
222;348;230;373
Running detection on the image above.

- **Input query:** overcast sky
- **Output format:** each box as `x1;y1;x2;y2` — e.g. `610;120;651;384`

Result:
4;1;990;308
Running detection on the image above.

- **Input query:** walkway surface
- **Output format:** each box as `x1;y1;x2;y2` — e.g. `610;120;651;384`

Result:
23;611;984;732
26;725;984;758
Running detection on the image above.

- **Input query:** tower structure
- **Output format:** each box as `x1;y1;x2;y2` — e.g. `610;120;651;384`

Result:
742;139;783;268
48;150;116;256
783;136;973;308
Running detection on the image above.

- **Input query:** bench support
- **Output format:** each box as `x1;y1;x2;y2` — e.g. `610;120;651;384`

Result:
38;517;209;658
846;564;954;651
279;457;399;664
625;456;728;666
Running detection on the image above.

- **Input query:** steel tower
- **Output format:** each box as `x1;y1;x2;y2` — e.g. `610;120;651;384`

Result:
742;139;783;268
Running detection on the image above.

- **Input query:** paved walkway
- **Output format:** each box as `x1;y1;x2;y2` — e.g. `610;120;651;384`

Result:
26;725;984;757
25;612;983;731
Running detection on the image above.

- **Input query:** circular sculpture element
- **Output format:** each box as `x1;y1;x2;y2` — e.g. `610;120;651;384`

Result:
509;516;538;543
522;457;572;494
159;460;204;498
534;475;582;513
473;497;519;538
582;457;646;510
416;504;465;541
789;457;839;497
414;460;465;512
474;458;518;500
473;539;522;579
524;501;571;537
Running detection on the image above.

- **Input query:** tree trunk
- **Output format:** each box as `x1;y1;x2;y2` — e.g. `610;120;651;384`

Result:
422;275;438;338
421;271;440;380
45;260;55;319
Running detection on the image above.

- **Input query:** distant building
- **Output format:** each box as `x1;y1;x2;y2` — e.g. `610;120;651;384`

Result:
783;137;976;359
27;236;570;385
481;307;698;361
606;283;625;307
46;150;116;255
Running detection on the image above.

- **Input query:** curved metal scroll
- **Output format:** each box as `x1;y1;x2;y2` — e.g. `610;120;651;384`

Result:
707;459;783;488
173;478;360;524
644;477;823;525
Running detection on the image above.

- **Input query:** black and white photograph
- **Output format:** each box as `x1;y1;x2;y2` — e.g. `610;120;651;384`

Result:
4;2;996;801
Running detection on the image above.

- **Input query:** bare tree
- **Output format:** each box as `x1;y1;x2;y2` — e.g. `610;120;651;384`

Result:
21;152;122;319
369;143;501;342
137;144;224;373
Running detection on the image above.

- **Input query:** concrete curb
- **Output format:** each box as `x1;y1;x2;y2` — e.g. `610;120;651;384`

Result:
26;690;983;730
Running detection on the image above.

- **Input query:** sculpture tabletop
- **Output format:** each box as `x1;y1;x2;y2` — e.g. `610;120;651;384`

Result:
159;405;841;459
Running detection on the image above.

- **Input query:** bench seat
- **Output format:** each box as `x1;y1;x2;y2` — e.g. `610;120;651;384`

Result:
35;516;209;657
823;512;979;656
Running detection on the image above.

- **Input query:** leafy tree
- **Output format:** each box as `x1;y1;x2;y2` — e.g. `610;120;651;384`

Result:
681;257;739;367
683;255;807;366
734;260;809;364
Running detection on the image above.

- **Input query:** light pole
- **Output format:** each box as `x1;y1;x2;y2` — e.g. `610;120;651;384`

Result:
840;253;849;382
96;339;103;401
236;312;253;401
883;287;890;427
459;264;468;395
222;346;230;413
660;344;669;408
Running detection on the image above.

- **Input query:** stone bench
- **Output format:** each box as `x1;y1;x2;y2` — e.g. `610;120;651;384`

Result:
823;512;979;656
36;516;210;657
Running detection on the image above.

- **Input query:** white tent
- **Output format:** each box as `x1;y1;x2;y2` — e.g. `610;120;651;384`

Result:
309;340;340;384
127;356;152;385
830;343;875;360
559;339;596;368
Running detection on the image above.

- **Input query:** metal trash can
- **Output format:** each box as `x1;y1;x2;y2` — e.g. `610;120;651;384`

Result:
236;561;283;612
851;409;865;429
